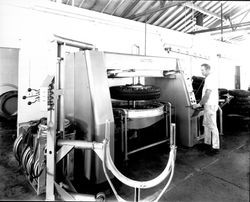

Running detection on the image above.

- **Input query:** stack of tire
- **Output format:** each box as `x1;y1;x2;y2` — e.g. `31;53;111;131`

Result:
223;89;250;117
192;76;205;102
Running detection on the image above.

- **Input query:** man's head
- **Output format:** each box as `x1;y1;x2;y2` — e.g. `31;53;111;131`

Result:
201;63;211;77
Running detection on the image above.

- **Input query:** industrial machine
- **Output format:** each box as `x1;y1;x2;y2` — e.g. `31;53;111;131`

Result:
63;50;178;194
15;34;215;201
14;36;178;202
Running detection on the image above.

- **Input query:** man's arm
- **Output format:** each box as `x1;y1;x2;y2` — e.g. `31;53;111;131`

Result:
199;89;211;106
193;89;211;108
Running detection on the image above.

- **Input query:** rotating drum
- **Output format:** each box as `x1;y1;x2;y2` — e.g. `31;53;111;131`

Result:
112;101;165;129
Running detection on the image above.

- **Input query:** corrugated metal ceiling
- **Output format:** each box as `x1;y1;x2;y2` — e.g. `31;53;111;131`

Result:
52;0;250;44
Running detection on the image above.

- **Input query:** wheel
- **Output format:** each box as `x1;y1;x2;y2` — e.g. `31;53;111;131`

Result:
232;96;250;102
219;88;228;96
0;90;18;120
230;98;250;105
226;104;250;116
110;84;160;100
228;89;250;97
192;76;205;83
13;134;23;162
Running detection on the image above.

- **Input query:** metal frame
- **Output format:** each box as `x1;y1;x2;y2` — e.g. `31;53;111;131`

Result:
113;102;172;161
45;35;96;200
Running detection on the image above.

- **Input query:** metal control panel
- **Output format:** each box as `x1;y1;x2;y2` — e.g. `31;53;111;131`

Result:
183;74;197;106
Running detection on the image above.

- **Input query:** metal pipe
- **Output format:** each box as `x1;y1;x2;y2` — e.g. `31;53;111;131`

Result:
166;102;174;145
218;106;223;136
134;188;140;202
155;156;175;202
172;123;176;147
221;3;223;42
53;34;95;50
188;21;250;34
113;108;129;160
127;139;168;155
144;19;147;56
57;139;103;150
57;44;65;137
124;110;128;161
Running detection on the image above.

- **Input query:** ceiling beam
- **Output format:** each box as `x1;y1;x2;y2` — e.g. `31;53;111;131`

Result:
110;0;125;15
183;2;227;21
120;0;140;18
188;21;250;34
128;1;186;20
101;0;113;13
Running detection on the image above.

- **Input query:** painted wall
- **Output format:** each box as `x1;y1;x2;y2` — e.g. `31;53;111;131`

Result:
0;0;247;123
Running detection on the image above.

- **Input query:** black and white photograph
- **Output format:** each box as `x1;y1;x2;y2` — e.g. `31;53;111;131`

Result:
0;1;249;201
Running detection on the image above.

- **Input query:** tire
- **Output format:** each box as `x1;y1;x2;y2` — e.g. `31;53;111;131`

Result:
192;82;204;90
110;84;161;100
220;95;229;100
232;96;250;102
192;77;204;101
192;76;205;83
228;89;250;97
230;99;250;105
226;104;250;116
0;90;18;120
219;88;228;96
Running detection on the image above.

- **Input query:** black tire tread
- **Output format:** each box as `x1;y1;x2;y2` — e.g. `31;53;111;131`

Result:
110;85;161;100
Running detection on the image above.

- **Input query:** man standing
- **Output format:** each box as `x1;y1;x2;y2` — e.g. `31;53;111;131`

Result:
193;63;220;155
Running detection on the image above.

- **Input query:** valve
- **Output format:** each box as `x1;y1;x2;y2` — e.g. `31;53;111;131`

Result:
23;76;55;110
22;88;40;105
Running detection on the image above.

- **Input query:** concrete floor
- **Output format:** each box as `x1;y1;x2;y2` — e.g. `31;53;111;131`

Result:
0;118;249;202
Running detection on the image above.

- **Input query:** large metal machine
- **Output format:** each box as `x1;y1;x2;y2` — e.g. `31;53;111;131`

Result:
14;36;179;202
64;50;178;181
14;35;211;201
62;49;206;186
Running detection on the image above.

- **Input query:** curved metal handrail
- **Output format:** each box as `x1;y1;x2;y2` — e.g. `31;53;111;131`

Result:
100;119;176;202
103;138;176;189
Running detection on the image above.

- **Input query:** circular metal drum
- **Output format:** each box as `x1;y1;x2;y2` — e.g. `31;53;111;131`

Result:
112;101;165;129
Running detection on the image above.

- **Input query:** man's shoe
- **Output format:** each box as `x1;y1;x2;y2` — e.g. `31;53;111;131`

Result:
206;148;219;156
197;143;211;151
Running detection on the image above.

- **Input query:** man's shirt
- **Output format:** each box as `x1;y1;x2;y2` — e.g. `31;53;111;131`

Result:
202;73;219;106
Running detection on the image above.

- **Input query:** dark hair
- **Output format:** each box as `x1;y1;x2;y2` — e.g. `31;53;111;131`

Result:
201;63;211;70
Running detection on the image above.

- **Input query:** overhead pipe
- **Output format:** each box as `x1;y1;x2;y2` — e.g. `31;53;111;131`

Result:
221;3;223;41
188;21;250;34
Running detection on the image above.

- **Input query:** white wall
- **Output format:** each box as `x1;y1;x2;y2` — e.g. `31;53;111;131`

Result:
0;0;247;123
